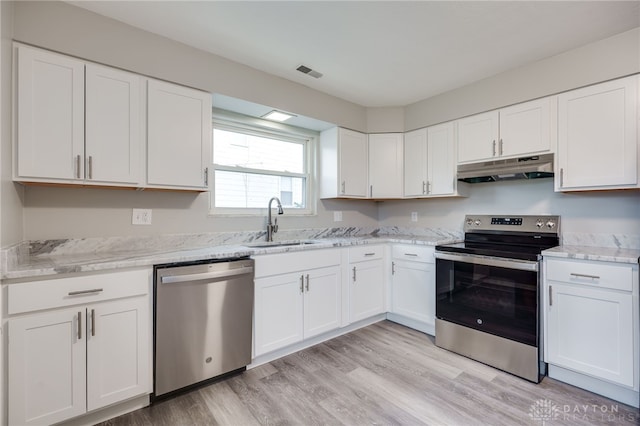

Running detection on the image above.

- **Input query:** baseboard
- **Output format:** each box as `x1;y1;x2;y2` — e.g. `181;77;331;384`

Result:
386;313;434;336
57;395;150;426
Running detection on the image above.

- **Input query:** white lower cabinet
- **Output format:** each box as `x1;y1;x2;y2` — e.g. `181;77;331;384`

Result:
253;250;342;357
389;245;435;334
544;257;639;405
348;246;385;323
7;269;151;426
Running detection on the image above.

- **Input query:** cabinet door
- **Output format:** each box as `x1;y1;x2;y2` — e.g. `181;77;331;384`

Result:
499;97;553;158
16;45;84;180
9;309;86;425
254;273;304;356
338;128;368;197
456;111;499;164
558;76;638;190
403;128;428;197
369;133;403;198
147;79;211;189
350;260;385;323
85;64;141;185
391;260;434;325
87;297;150;411
547;282;633;387
303;266;341;339
427;122;455;195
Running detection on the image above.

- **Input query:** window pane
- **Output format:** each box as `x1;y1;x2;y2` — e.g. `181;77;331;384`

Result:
215;170;306;209
213;129;304;173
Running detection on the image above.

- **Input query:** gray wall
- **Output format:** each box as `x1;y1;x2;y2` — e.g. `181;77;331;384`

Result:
405;27;640;130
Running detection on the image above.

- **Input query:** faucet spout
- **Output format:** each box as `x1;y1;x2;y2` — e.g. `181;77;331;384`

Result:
266;197;284;242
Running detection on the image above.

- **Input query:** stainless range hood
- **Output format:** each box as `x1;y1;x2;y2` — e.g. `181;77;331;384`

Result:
457;154;554;183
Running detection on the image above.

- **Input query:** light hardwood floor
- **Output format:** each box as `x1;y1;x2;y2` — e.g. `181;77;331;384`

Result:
99;321;639;425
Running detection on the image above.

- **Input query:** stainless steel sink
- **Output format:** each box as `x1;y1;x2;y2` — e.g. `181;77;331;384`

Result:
246;240;319;248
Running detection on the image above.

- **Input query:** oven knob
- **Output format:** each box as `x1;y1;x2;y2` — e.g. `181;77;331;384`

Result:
466;218;474;226
546;220;556;229
474;219;481;226
536;219;544;228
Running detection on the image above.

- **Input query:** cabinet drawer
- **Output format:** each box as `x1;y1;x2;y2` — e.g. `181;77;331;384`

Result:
392;245;434;263
253;248;341;278
545;259;634;292
8;268;150;315
349;245;384;262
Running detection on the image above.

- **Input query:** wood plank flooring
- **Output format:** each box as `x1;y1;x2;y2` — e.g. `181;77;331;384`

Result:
98;321;640;425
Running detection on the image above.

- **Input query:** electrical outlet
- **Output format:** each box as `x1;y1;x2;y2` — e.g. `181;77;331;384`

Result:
411;212;418;222
132;208;152;225
334;211;343;222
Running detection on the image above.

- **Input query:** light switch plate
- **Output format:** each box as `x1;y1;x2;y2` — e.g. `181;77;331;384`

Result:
411;212;418;222
334;211;343;222
132;208;152;225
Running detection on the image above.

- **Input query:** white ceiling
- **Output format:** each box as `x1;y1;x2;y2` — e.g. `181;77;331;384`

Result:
69;1;639;108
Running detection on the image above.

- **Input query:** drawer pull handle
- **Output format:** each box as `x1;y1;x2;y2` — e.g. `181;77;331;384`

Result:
391;261;395;275
364;253;376;256
404;253;418;257
570;273;600;280
68;288;104;296
549;285;552;306
91;309;96;337
353;266;357;282
305;274;310;292
77;311;82;340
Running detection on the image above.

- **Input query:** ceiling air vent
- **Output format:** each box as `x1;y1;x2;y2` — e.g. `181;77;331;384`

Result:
296;64;323;79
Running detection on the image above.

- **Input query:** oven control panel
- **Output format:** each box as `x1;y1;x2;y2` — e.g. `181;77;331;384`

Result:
464;215;560;234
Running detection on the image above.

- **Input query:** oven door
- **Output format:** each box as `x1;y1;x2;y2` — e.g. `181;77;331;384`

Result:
435;252;539;347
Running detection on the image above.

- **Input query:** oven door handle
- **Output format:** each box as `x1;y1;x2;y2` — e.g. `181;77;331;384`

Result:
434;252;539;272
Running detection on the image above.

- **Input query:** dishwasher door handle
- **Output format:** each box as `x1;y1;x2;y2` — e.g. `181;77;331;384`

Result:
160;266;254;284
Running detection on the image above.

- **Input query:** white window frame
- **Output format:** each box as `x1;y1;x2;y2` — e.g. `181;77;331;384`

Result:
210;111;317;216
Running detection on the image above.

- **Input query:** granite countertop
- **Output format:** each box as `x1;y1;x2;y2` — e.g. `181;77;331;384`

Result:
542;245;640;265
1;230;460;281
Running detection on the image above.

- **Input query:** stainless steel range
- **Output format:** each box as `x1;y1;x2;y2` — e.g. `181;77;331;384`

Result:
434;215;560;382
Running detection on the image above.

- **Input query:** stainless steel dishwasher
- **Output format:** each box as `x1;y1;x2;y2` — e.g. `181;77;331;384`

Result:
153;257;254;400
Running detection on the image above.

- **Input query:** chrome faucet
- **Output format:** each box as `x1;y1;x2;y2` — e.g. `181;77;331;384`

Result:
266;197;284;242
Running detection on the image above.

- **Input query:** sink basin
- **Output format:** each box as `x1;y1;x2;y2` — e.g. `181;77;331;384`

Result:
246;240;319;248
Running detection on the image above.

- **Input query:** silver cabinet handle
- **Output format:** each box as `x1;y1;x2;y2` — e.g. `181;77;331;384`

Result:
422;181;426;195
161;266;254;284
341;181;345;194
91;309;96;337
68;288;103;296
404;253;418;257
75;155;81;179
352;266;356;282
77;311;82;340
549;286;553;306
391;261;395;275
204;167;209;186
499;139;503;156
364;253;376;256
305;274;310;292
300;275;304;293
570;273;600;280
560;168;564;188
492;140;496;156
370;185;373;198
87;156;93;179
426;181;431;194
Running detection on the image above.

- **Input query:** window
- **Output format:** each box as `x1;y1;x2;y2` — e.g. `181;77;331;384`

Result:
211;119;315;215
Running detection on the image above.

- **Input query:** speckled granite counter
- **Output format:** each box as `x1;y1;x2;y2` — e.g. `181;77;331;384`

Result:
1;227;461;280
542;245;640;265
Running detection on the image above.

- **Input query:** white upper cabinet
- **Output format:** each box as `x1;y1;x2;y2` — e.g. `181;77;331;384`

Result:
457;111;499;164
15;44;85;181
403;128;428;197
320;127;368;198
556;75;639;191
147;79;211;190
404;123;466;198
369;133;403;198
85;64;142;185
457;97;555;164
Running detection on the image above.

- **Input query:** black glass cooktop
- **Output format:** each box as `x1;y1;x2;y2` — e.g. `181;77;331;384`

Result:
436;232;560;262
